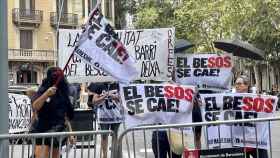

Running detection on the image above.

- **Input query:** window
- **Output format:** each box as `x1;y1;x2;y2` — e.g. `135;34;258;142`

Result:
56;0;68;13
20;30;33;49
88;0;97;15
105;0;112;19
19;0;35;10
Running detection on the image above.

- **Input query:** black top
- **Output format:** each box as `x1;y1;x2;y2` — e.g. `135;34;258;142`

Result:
87;82;119;107
31;85;73;132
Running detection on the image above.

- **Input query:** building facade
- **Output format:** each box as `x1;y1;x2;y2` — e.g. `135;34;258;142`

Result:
7;0;115;86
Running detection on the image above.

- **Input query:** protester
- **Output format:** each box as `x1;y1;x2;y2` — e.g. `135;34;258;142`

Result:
87;82;123;158
234;75;268;158
151;65;202;158
268;84;280;110
31;67;74;158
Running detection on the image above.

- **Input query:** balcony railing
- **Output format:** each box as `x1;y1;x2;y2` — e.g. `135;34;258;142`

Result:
12;8;43;27
8;49;56;62
50;12;78;28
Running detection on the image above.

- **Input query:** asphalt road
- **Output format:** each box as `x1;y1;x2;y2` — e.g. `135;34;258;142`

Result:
9;112;280;158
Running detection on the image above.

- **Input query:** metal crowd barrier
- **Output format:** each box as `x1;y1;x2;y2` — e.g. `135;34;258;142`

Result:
0;130;115;158
117;117;280;158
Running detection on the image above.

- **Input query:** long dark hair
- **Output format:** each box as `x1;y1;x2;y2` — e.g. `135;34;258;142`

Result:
41;67;70;95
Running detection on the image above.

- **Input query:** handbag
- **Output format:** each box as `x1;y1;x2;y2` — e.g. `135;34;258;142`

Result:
167;129;188;155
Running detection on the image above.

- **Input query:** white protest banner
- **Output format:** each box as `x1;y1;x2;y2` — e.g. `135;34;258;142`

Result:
119;83;195;129
71;7;138;83
200;93;278;149
175;53;233;89
8;93;32;133
59;28;175;83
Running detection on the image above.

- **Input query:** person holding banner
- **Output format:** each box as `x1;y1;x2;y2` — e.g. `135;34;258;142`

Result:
87;82;123;158
234;75;268;158
31;67;74;158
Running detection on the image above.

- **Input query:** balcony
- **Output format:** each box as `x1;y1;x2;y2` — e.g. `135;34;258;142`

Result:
8;49;56;62
50;12;78;28
12;8;43;27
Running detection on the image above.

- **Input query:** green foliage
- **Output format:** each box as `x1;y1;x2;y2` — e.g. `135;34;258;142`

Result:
134;0;175;29
129;0;280;62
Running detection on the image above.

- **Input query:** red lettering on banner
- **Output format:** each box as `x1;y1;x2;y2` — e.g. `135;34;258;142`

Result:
164;86;174;98
184;89;194;101
242;97;254;111
174;87;185;99
264;98;274;113
163;86;194;102
253;97;264;112
207;56;232;68
242;97;274;113
223;56;231;67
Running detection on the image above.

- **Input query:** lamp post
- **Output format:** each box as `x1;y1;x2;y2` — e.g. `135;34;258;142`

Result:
0;0;9;157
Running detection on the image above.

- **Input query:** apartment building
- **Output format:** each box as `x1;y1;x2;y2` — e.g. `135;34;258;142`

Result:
7;0;115;86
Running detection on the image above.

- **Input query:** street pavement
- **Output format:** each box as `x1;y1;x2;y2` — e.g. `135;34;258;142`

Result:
9;112;280;158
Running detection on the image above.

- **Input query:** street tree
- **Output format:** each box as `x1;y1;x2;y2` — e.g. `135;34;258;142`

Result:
130;0;280;91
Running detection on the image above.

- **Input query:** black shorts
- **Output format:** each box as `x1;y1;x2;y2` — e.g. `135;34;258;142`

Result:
99;123;120;139
34;124;67;148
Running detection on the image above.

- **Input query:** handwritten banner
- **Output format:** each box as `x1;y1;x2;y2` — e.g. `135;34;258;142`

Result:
59;28;175;83
8;93;32;133
119;83;195;129
200;93;278;149
175;53;233;89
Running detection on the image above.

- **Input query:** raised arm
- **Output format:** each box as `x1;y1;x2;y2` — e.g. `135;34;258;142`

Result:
32;86;57;111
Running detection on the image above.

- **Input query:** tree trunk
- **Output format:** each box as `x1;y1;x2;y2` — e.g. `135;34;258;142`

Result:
253;63;261;93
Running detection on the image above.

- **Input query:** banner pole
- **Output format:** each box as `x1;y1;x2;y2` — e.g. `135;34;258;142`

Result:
55;4;100;87
0;0;9;157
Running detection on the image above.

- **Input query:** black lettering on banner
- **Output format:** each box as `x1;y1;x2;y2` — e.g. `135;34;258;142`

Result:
126;100;135;115
223;96;243;110
224;110;235;121
65;64;77;77
8;95;31;131
85;63;107;76
193;58;201;68
176;57;192;78
204;97;220;111
117;30;143;46
157;98;178;112
9;118;30;130
234;111;257;127
233;96;243;110
176;68;191;78
8;97;13;117
64;55;82;77
147;98;157;112
223;96;233;110
135;44;156;60
193;69;219;77
75;48;93;63
144;86;164;98
123;86;142;100
95;33;125;64
177;57;190;68
167;29;174;78
140;61;160;77
126;99;144;115
205;111;220;122
67;32;80;47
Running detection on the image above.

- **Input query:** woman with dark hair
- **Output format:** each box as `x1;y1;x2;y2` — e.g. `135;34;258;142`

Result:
31;67;74;158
